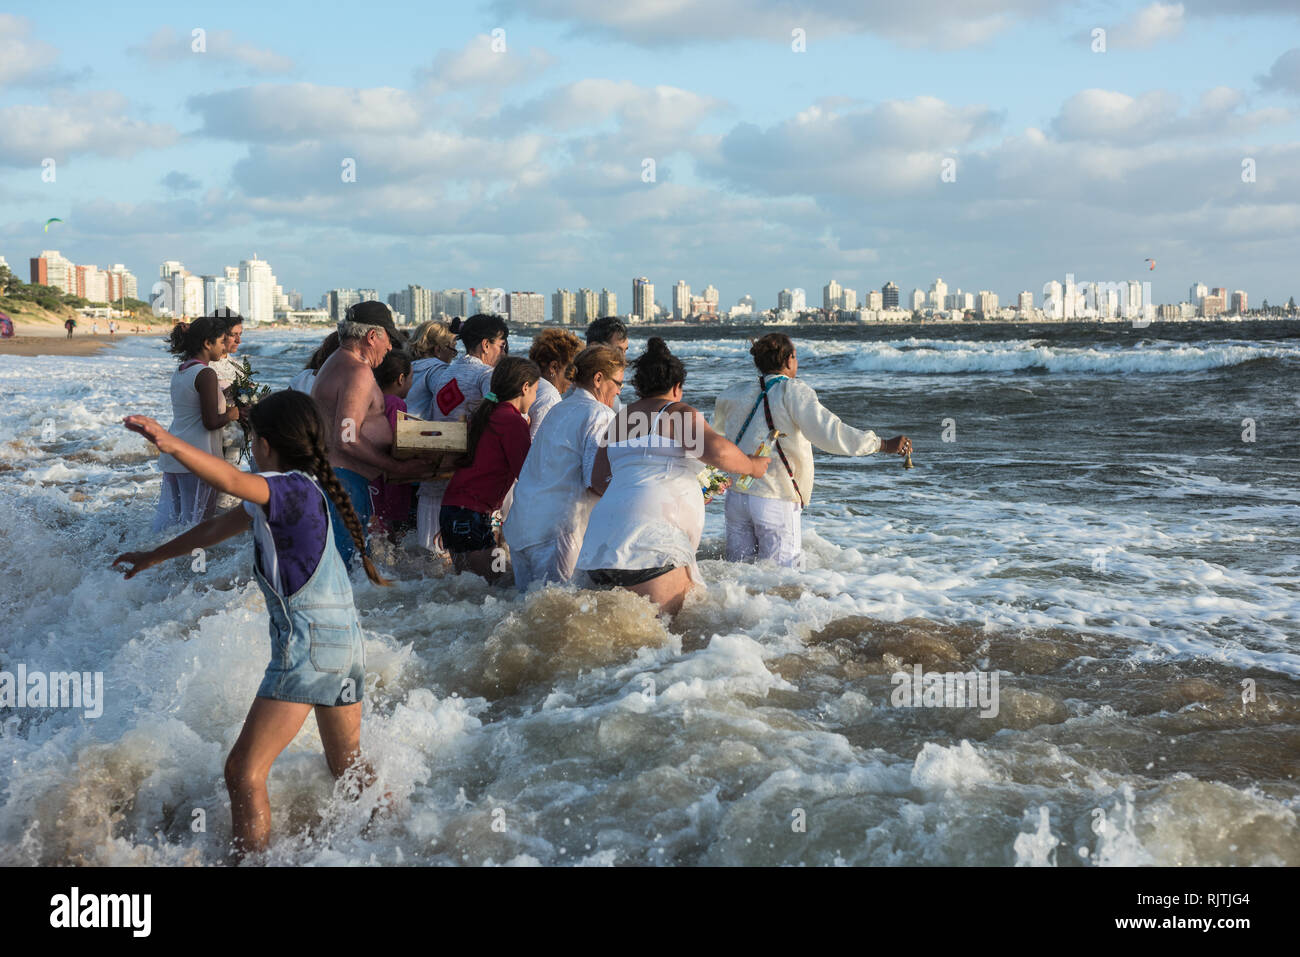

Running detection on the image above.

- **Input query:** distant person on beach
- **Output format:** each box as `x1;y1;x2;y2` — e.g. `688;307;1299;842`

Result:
416;314;510;553
404;320;458;419
109;320;117;337
65;318;75;338
712;333;912;569
586;316;629;357
312;302;428;567
288;331;340;394
527;328;583;437
112;390;388;861
368;348;415;541
440;356;539;583
152;318;242;532
505;345;625;590
577;338;768;617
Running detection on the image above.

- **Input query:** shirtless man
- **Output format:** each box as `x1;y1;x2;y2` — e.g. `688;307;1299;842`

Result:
312;302;430;566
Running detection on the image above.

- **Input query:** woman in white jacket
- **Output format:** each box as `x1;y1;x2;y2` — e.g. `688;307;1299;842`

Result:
712;333;911;568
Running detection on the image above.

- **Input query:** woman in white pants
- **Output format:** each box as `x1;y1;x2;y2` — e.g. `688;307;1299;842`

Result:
504;346;626;590
712;333;912;568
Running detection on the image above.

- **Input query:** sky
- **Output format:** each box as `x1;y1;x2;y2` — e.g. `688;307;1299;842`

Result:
2;0;1298;311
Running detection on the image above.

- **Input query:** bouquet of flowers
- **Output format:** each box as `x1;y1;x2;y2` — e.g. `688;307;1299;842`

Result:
698;465;731;501
229;357;271;460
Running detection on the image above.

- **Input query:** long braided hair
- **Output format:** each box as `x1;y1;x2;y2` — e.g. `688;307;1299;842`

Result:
247;390;390;586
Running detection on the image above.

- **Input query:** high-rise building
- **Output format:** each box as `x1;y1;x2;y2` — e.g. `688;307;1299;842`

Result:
599;288;617;317
1063;275;1077;319
790;288;806;313
823;279;842;311
508;291;545;324
1190;282;1208;307
842;288;858;311
107;264;138;301
239;255;276;323
865;290;882;311
577;288;599;325
1231;290;1248;314
703;285;719;310
357;288;379;303
328;288;360;322
633;278;653;323
30;250;75;293
672;280;690;320
882;282;900;309
393;285;433;325
203;274;239;315
1043;280;1063;319
777;289;794;312
929;278;948;310
1018;291;1033;313
160;260;185;281
1201;292;1225;317
435;288;468;317
737;294;755;311
552;289;576;325
910;288;925;311
289;289;303;311
977;291;999;315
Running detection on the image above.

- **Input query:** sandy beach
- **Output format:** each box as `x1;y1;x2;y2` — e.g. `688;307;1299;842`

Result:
0;320;165;357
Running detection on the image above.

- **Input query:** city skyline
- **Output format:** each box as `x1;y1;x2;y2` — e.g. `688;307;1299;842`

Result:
2;4;1298;309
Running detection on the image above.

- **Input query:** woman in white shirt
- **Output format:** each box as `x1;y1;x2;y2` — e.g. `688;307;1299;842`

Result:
152;317;242;531
504;346;625;589
712;333;912;568
526;328;583;439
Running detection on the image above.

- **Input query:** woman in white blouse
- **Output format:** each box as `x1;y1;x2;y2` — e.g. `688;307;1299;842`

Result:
525;328;583;439
504;346;626;589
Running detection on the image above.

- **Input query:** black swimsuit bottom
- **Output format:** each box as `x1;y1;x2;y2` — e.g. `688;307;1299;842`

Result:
586;565;677;588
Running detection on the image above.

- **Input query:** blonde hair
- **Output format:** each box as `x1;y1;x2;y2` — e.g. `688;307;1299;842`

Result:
571;345;626;387
408;320;457;360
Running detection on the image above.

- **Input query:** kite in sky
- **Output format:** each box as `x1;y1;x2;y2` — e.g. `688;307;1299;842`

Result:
43;217;63;232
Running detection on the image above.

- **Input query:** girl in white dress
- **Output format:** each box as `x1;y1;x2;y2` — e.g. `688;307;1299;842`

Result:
577;338;768;618
152;318;242;531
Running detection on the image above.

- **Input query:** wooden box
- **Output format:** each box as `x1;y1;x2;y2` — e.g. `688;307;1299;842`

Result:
393;411;467;461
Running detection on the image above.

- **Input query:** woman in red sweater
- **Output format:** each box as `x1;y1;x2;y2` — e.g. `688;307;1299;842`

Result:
440;356;540;582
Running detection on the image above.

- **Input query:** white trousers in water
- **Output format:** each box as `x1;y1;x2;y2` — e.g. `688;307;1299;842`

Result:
724;490;804;568
512;541;573;592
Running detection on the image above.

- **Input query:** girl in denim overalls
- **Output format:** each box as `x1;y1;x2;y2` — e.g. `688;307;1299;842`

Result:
113;390;390;860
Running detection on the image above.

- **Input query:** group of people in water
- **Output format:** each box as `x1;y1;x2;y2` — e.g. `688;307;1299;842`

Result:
111;303;911;859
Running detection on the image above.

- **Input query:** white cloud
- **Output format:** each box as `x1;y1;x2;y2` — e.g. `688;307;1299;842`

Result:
498;79;725;137
1111;2;1185;49
0;14;60;85
129;26;294;75
0;91;178;165
419;33;554;96
189;84;421;142
1051;87;1289;142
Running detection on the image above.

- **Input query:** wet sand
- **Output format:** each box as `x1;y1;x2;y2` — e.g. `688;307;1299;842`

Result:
0;323;163;357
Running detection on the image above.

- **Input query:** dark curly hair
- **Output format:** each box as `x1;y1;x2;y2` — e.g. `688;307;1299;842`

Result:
631;337;685;397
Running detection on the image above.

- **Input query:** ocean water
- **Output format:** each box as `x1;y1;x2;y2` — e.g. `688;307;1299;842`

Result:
1;320;1297;866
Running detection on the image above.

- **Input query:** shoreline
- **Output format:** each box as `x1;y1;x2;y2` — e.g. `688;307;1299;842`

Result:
0;321;166;357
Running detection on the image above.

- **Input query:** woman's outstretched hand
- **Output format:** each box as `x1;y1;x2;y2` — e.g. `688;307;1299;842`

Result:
882;436;912;456
111;551;157;579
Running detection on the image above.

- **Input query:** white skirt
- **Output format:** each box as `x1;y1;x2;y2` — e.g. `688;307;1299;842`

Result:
152;472;219;533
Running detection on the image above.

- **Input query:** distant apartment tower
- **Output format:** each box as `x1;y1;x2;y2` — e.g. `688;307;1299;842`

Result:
599;288;617;317
1231;290;1248;314
552;288;576;325
1018;291;1033;313
508;291;545;324
910;288;925;311
673;280;690;320
1201;292;1226;317
160;260;185;281
882;282;900;309
576;288;599;325
1190;283;1208;309
105;264;138;302
31;250;75;294
632;278;653;323
842;288;858;311
328;288;360;322
977;291;999;315
823;279;842;311
790;288;806;312
393;285;432;325
865;290;882;311
777;289;794;312
928;278;948;310
75;265;109;302
435;288;468;317
702;285;719;310
1043;280;1064;319
239;255;276;323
